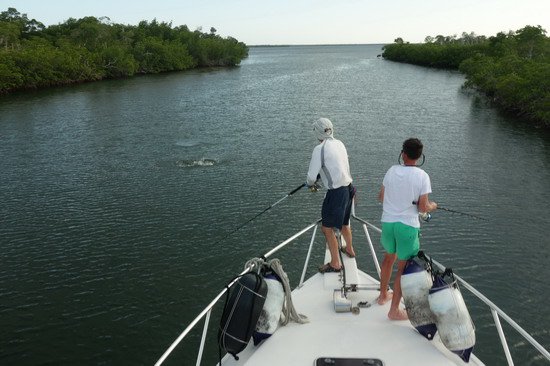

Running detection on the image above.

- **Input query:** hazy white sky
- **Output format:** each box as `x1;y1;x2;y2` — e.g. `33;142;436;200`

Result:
4;0;550;45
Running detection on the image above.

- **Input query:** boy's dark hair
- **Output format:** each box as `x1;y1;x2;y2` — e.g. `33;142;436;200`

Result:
402;138;423;160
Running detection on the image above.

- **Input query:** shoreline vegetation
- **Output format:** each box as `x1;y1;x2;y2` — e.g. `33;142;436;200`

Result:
0;8;248;94
382;25;550;128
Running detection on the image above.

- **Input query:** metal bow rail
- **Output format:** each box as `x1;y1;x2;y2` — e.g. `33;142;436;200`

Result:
155;215;550;366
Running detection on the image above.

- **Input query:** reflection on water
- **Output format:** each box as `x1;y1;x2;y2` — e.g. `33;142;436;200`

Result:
1;45;549;365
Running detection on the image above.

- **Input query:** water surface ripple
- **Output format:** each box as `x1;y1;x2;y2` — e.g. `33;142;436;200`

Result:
1;45;549;365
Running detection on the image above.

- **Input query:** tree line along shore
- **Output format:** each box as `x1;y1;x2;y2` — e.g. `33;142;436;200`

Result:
0;8;249;94
382;26;550;128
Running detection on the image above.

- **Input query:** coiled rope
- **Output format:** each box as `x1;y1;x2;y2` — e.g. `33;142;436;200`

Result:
244;258;308;325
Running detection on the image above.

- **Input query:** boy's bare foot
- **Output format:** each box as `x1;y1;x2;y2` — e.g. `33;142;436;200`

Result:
377;291;393;305
388;308;408;321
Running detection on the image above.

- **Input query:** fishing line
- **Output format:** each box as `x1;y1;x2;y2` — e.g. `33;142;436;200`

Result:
399;154;484;220
412;201;486;221
436;206;487;221
213;183;306;244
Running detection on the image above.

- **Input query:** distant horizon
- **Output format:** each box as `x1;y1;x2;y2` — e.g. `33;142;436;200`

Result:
248;43;387;47
4;0;550;45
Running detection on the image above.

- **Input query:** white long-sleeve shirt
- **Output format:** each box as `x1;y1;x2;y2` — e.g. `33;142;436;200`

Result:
307;138;352;189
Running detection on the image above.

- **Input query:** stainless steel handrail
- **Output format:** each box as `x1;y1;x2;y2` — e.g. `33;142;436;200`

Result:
154;220;320;366
155;216;550;366
351;214;550;365
431;260;550;363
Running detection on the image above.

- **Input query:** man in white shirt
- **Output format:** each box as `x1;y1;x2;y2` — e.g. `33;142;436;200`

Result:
377;138;437;320
307;118;355;273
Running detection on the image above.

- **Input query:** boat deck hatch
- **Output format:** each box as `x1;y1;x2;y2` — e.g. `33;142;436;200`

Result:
315;358;384;366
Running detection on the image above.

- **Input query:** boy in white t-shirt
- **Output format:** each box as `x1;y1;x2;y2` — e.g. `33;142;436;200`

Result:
377;138;437;320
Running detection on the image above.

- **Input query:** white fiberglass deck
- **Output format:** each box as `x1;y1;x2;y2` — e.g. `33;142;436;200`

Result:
221;257;484;366
156;217;550;366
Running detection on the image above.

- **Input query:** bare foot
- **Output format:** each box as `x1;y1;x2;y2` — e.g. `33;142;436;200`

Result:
340;246;356;258
377;291;393;305
388;308;408;321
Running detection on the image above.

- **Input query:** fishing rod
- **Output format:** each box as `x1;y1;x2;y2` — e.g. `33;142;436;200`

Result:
412;201;486;221
218;183;306;241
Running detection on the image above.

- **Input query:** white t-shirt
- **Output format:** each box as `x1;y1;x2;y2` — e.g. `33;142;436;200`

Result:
307;138;352;190
381;165;432;228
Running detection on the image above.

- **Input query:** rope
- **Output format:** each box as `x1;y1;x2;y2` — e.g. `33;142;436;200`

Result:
243;258;308;326
268;259;309;325
244;258;264;274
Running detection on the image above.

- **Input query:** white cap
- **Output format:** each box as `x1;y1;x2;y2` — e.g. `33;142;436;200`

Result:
312;118;334;140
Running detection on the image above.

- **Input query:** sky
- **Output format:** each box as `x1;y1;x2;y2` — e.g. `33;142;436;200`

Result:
4;0;550;45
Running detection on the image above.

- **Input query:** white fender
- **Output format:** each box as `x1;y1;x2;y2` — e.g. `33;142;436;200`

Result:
401;259;437;340
429;275;475;362
252;273;285;345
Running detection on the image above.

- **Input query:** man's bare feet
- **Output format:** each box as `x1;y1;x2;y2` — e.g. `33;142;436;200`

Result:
340;246;356;258
388;308;408;321
377;291;393;305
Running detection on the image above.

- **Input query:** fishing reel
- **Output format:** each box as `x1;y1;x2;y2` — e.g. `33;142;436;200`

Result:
412;200;432;222
309;183;321;192
419;212;432;222
308;176;322;192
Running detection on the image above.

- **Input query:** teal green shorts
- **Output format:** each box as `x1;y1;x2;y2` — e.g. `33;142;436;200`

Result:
381;222;420;260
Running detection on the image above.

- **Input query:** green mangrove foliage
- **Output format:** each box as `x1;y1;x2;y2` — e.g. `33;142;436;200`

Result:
0;8;248;93
383;26;550;127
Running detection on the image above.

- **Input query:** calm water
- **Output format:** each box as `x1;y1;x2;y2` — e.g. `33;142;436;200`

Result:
1;45;549;365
